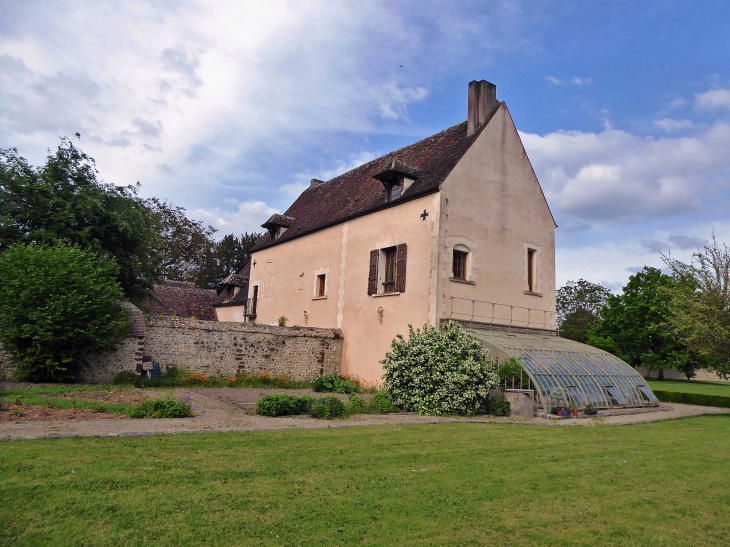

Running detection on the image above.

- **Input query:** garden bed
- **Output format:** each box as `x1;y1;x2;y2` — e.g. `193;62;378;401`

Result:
0;404;128;422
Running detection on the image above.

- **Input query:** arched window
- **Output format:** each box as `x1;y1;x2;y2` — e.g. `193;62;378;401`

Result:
452;244;470;281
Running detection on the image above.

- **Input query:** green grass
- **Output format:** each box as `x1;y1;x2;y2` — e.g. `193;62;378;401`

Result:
647;379;730;396
2;417;729;545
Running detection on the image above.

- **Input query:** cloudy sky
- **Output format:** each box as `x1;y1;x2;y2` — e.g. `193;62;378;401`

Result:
2;0;730;291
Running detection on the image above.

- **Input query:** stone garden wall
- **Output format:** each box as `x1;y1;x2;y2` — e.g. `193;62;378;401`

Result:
2;318;343;384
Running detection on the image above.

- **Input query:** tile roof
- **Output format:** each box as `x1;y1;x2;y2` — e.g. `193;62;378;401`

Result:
145;281;217;321
253;106;501;251
214;263;251;307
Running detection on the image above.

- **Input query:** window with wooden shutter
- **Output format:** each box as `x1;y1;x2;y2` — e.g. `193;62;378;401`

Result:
367;250;379;294
395;243;407;292
383;248;397;293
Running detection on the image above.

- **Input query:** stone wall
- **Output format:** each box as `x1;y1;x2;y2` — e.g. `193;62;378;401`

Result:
141;318;343;380
73;318;343;383
636;366;729;383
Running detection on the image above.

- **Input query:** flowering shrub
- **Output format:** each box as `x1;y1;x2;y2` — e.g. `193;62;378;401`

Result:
381;321;499;416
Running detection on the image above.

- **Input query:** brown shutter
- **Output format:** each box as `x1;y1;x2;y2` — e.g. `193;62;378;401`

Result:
368;250;379;294
395;243;407;292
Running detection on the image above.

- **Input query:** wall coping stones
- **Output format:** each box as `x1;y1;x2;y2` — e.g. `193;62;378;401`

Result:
145;317;344;339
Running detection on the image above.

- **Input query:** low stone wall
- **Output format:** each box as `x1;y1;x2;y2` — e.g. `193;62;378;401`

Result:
636;366;729;383
74;318;343;383
141;318;343;381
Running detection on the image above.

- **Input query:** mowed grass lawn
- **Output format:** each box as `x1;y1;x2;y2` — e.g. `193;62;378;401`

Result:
2;417;730;546
647;379;730;397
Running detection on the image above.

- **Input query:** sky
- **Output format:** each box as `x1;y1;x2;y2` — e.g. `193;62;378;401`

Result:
2;0;730;292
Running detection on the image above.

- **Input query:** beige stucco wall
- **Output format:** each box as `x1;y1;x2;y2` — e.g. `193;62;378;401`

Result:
437;104;557;330
214;306;243;322
247;193;438;382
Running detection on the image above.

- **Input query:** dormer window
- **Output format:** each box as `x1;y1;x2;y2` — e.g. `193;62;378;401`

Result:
388;180;402;201
374;158;418;204
261;214;295;244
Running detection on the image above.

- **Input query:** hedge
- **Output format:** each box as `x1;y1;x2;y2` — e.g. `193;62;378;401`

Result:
652;390;730;409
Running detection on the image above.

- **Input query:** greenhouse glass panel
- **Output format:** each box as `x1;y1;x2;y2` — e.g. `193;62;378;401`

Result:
605;386;628;405
639;386;660;404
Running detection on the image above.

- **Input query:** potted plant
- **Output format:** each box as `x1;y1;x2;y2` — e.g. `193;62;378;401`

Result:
568;402;578;417
584;403;597;416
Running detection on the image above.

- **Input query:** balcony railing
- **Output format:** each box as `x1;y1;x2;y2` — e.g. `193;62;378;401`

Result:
448;296;556;332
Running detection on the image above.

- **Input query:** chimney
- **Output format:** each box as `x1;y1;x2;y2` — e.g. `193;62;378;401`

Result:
310;178;325;188
467;80;497;136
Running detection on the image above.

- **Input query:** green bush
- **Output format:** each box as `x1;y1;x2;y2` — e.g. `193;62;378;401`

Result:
0;244;131;381
487;397;511;416
311;396;349;419
129;396;195;419
652;390;730;408
346;393;367;414
256;394;303;417
381;321;499;416
312;374;362;394
369;391;398;414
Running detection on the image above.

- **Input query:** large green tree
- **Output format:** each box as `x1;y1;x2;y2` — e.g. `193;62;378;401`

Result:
0;140;160;304
588;267;706;380
556;279;611;343
662;234;730;378
0;245;131;381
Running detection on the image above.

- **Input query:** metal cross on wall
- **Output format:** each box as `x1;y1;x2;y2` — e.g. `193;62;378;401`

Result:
420;209;429;220
252;260;257;267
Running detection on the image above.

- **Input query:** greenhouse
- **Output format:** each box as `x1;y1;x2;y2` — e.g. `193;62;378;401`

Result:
463;326;660;410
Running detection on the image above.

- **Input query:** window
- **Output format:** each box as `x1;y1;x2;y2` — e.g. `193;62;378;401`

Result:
225;286;235;302
383;247;397;293
368;244;407;295
387;181;402;202
527;248;537;293
316;274;326;297
453;250;468;280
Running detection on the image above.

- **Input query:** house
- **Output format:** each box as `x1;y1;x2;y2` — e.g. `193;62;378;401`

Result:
220;80;558;382
145;281;217;321
213;262;251;321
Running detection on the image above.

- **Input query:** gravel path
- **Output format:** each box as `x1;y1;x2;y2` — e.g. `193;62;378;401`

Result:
1;388;727;440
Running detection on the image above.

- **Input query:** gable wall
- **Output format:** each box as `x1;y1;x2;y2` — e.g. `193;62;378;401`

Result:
247;192;438;382
438;104;557;330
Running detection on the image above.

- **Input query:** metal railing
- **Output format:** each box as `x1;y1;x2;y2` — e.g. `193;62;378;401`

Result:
448;296;557;332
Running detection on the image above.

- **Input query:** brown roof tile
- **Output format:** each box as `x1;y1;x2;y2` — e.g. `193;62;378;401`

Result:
253;109;500;251
145;282;217;321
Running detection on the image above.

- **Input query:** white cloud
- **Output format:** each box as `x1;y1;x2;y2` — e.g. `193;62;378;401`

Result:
653;118;694;132
695;88;730;110
571;76;593;85
545;75;562;85
521;119;730;222
191;200;278;236
667;97;687;109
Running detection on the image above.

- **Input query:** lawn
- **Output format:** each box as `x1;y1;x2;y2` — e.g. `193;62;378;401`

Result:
0;384;148;415
647;379;730;397
1;417;729;545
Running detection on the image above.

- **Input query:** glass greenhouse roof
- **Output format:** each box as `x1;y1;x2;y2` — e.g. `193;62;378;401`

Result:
463;327;660;410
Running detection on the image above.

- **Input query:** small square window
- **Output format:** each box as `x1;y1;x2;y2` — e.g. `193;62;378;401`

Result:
453;250;468;280
388;181;402;201
316;274;326;297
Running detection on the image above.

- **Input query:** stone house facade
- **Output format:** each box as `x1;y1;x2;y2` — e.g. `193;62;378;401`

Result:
220;80;557;382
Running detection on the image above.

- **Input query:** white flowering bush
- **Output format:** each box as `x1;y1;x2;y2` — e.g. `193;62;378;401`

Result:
381;321;499;416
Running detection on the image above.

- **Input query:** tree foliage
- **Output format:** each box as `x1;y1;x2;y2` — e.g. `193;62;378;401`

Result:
556;279;611;343
587;266;706;379
0;140;160;304
662;234;730;378
0;245;131;381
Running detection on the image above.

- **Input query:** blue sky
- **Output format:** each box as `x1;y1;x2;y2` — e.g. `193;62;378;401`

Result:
2;0;730;291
